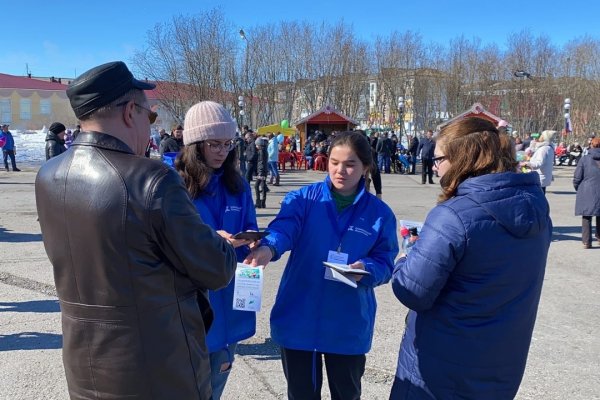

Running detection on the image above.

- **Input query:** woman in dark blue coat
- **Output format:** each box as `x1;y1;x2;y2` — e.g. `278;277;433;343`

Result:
573;137;600;248
390;118;552;399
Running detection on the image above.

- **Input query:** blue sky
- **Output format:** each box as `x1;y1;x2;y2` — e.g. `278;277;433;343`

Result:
2;0;597;78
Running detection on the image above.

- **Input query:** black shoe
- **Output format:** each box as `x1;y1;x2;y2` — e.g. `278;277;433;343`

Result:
421;182;426;185
13;168;21;172
429;180;434;184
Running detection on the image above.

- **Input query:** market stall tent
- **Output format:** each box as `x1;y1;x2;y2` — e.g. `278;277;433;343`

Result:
293;105;358;148
436;103;508;132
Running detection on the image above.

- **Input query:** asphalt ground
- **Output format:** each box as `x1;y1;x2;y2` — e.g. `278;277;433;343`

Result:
0;162;598;399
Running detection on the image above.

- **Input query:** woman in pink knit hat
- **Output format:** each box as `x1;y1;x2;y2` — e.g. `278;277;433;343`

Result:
175;100;260;399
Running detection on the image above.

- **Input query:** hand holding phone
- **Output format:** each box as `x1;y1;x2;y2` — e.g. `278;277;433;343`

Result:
232;230;268;241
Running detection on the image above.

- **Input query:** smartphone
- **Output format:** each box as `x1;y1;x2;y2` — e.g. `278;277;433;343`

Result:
232;230;268;241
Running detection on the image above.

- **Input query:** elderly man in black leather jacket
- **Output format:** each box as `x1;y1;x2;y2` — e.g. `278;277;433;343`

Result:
35;61;236;400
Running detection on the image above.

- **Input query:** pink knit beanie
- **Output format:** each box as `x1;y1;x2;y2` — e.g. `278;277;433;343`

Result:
183;101;237;145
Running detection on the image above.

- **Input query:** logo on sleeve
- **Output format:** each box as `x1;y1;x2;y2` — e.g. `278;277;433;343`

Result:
372;217;382;232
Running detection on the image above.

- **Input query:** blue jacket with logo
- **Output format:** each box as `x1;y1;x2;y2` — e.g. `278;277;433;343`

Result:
262;176;399;355
391;172;552;399
193;171;258;352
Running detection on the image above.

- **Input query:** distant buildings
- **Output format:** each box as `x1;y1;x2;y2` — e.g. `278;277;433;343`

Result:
0;73;73;129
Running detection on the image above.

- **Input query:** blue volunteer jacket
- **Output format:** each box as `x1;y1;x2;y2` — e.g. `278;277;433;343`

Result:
391;172;552;399
193;171;258;352
262;176;399;355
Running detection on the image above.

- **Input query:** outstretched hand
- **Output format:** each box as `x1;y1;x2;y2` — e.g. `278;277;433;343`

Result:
217;230;253;249
243;246;273;267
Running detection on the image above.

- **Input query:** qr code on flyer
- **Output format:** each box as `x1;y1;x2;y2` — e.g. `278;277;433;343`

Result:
235;298;246;309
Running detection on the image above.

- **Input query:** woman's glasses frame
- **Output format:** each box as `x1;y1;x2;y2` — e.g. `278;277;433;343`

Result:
204;140;235;153
432;155;446;168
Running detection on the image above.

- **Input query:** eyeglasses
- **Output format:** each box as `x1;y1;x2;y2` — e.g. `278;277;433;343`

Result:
117;101;158;124
204;141;235;153
432;155;446;167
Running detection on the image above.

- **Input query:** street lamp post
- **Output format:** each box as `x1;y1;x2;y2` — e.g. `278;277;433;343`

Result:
397;96;405;141
239;29;250;128
238;95;246;130
513;70;531;137
564;98;572;142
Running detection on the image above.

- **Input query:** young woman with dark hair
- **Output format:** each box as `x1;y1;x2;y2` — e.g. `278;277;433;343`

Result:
245;131;398;399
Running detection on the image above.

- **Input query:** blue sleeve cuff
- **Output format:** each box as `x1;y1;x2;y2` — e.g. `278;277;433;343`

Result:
264;243;278;261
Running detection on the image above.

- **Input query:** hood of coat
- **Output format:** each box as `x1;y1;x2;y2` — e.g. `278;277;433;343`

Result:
45;131;65;144
455;172;550;239
589;147;600;160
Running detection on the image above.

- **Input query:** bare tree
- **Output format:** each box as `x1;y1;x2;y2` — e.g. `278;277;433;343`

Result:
132;9;239;127
131;10;600;140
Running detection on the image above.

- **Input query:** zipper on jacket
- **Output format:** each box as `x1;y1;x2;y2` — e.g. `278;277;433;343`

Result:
312;349;318;393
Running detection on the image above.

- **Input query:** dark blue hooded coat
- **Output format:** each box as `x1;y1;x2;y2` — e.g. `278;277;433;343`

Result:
391;172;552;399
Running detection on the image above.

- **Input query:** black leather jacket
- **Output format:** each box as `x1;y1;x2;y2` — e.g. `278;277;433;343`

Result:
35;131;236;399
45;131;67;160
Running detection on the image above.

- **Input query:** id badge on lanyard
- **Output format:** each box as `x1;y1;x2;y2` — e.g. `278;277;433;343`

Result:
324;249;349;281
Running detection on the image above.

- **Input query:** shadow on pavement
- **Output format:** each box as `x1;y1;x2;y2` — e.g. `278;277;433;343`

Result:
237;337;281;361
254;212;279;218
0;226;42;243
552;226;582;242
0;300;60;313
0;332;62;351
549;190;576;195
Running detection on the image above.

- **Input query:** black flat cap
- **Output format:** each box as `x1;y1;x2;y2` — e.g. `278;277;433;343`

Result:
66;61;156;119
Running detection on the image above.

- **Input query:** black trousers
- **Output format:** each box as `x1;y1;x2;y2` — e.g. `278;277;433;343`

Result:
280;347;366;400
582;216;600;245
254;177;268;201
245;162;256;182
410;155;417;174
371;165;382;195
3;150;17;170
421;158;434;183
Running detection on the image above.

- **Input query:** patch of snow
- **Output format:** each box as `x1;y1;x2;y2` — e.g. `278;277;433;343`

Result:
12;129;47;166
11;129;158;167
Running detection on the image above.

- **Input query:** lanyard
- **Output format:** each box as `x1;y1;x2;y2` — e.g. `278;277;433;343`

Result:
325;197;360;253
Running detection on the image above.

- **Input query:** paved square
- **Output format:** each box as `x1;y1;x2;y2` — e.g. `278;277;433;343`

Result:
1;165;598;399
